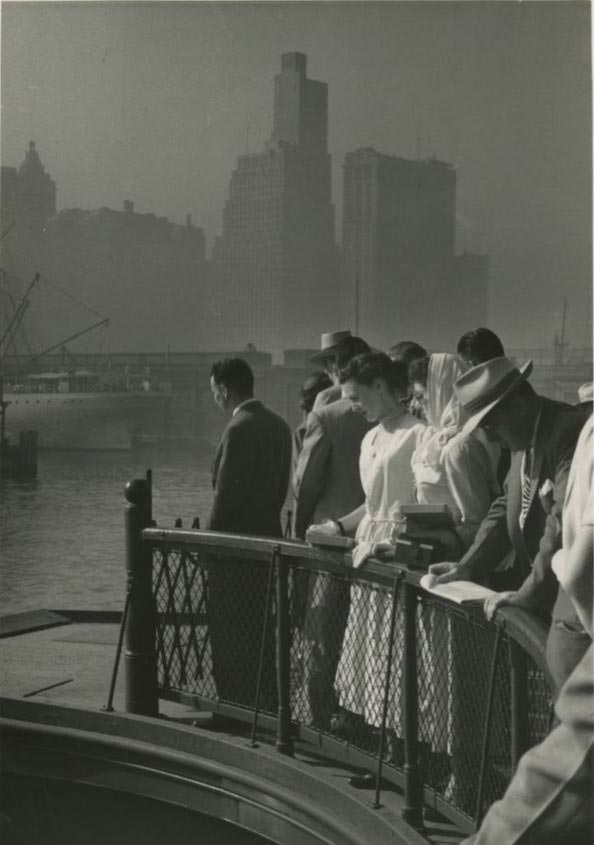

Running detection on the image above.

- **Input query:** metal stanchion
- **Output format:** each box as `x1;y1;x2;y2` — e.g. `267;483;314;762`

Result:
250;546;278;747
124;477;158;716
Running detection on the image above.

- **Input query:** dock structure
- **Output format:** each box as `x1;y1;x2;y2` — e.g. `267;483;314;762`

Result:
0;479;556;844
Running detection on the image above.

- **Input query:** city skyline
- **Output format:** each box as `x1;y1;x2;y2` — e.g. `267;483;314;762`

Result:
1;1;592;350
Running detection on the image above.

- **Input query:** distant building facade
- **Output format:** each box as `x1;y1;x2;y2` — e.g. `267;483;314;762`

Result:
1;143;206;353
39;202;206;352
206;52;338;355
342;147;488;350
1;141;57;283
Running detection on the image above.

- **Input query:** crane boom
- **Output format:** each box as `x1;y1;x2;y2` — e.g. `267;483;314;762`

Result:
30;317;110;362
0;273;40;359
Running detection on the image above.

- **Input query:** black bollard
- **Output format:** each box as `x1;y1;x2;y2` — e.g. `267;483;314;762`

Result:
124;478;158;716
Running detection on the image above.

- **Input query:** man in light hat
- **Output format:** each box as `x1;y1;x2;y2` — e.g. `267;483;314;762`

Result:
293;332;372;729
428;356;589;689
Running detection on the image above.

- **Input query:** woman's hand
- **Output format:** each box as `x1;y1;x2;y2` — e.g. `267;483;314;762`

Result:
427;560;470;585
308;519;341;536
372;541;396;561
484;591;517;621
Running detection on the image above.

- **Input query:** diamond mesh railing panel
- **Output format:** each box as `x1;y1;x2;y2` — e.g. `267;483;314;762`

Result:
143;531;556;834
153;546;214;698
152;545;277;714
416;597;514;820
288;562;405;766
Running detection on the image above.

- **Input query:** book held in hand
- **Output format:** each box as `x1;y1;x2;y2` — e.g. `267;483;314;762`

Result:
419;574;497;605
401;504;454;528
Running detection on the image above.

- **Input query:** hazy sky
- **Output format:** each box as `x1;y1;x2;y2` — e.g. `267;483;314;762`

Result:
1;1;592;348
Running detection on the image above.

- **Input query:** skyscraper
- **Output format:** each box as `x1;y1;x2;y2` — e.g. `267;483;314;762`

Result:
342;147;488;349
206;53;338;355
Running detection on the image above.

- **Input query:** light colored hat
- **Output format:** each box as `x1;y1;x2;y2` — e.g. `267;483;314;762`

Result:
310;330;352;362
455;356;534;436
577;382;593;403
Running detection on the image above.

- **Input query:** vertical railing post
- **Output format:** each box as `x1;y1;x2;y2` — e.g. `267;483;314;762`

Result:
509;639;529;770
124;478;158;716
402;578;423;827
474;625;503;824
250;549;276;747
276;549;294;756
373;570;404;809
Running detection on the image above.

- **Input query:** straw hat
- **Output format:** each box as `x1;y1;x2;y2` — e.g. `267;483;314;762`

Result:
310;330;352;363
455;356;534;436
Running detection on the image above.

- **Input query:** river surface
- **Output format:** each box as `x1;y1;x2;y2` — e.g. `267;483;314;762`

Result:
0;446;216;616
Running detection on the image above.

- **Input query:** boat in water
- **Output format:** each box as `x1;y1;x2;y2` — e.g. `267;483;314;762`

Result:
1;272;172;450
3;368;171;450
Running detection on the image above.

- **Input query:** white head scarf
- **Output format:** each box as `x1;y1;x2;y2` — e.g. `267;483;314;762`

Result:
425;353;468;439
413;353;468;481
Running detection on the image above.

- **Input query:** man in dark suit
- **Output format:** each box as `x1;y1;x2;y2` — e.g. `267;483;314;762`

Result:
429;356;589;690
208;358;291;537
294;336;373;728
206;358;292;707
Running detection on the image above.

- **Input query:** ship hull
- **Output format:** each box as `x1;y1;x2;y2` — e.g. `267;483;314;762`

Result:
4;391;171;450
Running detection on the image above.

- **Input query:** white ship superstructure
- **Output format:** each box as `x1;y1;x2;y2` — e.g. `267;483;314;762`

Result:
5;370;170;450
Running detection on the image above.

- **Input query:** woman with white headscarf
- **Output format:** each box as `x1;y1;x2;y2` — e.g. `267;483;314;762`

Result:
408;352;500;798
409;352;499;552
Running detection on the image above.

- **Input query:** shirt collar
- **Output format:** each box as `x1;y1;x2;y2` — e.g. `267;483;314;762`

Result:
232;398;258;417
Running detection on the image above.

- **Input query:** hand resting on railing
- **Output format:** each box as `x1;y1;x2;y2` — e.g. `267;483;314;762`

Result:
429;560;534;622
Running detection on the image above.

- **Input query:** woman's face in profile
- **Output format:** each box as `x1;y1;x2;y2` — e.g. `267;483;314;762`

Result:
410;380;427;419
342;378;384;422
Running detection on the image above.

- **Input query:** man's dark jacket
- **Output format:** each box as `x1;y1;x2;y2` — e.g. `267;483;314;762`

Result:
293;397;373;539
207;399;292;538
460;398;587;619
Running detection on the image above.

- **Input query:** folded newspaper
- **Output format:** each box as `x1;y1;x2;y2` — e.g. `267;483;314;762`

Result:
419;574;497;605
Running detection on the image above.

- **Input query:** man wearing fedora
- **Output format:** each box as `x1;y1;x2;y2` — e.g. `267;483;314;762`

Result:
293;332;373;729
429;356;589;690
309;330;353;410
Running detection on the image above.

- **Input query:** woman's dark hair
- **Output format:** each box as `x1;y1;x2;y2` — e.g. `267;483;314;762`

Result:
388;340;427;365
210;358;254;398
457;328;504;364
334;336;371;370
339;351;408;393
407;355;430;388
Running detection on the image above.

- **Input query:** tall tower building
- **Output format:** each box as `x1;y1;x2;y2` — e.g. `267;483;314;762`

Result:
207;53;338;355
1;141;57;287
342;147;487;349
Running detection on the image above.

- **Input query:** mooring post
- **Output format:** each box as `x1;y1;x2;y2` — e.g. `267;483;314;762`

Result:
124;478;158;716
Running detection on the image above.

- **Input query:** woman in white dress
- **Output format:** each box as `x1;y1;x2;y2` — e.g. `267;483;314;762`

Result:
310;352;425;736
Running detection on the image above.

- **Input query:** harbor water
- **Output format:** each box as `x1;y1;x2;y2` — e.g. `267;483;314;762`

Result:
0;446;216;616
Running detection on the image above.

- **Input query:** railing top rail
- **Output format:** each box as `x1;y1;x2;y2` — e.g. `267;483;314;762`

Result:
496;606;554;682
142;527;550;661
142;528;431;586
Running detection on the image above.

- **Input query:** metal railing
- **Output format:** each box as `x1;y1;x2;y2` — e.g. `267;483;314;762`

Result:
122;480;554;835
